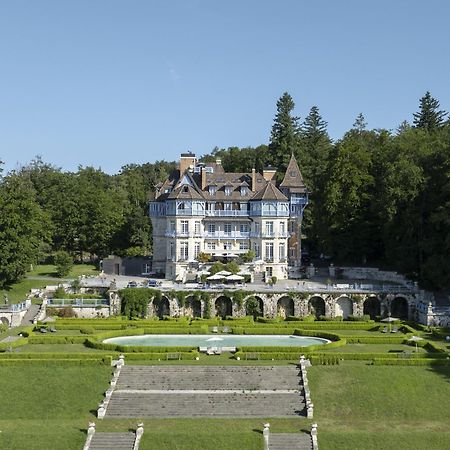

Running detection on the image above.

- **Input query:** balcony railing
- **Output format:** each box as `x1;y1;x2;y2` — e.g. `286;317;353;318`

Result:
204;231;250;239
205;210;249;217
250;232;290;238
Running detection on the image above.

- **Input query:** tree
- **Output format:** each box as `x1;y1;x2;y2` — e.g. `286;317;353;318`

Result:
269;92;301;172
413;91;448;131
54;251;73;277
0;174;49;287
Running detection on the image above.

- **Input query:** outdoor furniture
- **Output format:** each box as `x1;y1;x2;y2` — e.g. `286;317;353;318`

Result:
166;352;181;361
49;327;57;333
40;328;47;333
211;326;219;333
382;326;388;333
222;326;231;334
391;325;398;333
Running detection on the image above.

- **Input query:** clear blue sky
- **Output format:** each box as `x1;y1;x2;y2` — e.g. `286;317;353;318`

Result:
1;0;449;174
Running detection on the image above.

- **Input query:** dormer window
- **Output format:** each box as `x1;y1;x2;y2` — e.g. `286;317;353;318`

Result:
240;186;247;196
225;186;232;196
183;186;189;193
209;185;216;195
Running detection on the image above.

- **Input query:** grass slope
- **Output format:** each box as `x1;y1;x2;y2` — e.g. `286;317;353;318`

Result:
308;362;450;450
0;362;111;450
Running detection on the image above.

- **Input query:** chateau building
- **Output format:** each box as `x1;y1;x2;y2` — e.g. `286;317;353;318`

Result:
149;152;308;280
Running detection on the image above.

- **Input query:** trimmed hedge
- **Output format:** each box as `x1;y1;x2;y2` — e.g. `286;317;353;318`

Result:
234;351;303;360
27;336;88;344
86;338;196;353
124;350;199;360
372;358;450;366
0;357;111;365
344;336;407;344
0;337;29;352
0;352;115;360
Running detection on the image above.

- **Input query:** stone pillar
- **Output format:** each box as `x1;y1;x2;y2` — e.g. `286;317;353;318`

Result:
83;422;96;450
133;423;144;450
263;423;270;450
311;423;318;450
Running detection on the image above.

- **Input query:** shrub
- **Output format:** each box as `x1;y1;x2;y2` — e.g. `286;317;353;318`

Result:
54;251;73;277
53;306;77;318
80;327;95;335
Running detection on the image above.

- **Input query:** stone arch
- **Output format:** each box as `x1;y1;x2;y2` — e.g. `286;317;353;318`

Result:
363;296;381;320
277;296;294;318
185;295;202;318
335;296;353;319
245;296;264;319
308;296;325;319
153;296;170;319
215;296;232;319
0;317;9;327
391;296;408;320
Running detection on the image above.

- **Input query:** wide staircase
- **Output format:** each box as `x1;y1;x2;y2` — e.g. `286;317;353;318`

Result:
89;432;135;450
106;365;305;418
270;433;312;449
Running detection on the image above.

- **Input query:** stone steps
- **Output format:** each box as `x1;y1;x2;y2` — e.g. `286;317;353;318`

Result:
106;392;304;418
89;432;135;450
270;433;312;450
117;365;300;391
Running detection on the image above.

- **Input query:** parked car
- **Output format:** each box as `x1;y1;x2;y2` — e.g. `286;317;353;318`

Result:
147;279;161;287
127;281;138;288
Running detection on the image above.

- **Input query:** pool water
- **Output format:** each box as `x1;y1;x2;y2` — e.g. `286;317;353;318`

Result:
103;334;330;347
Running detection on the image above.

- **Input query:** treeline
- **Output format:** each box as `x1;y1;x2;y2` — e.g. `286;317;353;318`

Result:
207;92;450;290
0;91;449;290
0;158;175;287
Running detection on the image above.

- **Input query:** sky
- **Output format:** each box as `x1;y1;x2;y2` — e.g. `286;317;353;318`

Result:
1;0;449;174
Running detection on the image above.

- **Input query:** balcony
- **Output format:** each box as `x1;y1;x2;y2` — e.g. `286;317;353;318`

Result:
205;210;249;217
250;232;290;239
204;231;250;239
164;231;192;238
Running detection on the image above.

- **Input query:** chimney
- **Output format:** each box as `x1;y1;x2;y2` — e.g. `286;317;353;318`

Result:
251;168;256;191
179;152;196;174
263;166;276;182
201;167;207;190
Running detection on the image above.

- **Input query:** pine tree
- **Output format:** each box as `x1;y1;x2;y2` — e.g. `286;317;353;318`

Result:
269;92;301;172
413;91;448;131
353;113;367;132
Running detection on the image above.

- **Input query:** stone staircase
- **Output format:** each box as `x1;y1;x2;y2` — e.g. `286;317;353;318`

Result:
116;365;301;390
89;432;135;450
106;365;305;419
270;433;312;450
20;303;40;326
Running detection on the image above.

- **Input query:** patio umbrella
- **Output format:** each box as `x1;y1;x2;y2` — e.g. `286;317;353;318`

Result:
408;335;424;353
381;316;400;332
207;274;225;281
215;270;232;277
224;253;239;258
226;274;244;281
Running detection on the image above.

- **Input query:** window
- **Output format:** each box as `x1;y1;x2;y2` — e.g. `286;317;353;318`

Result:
181;220;189;234
207;242;216;250
208;223;216;233
169;241;175;260
223;241;232;250
209;185;216;195
240;186;247;196
279;242;286;260
178;202;185;210
225;186;232;196
142;263;151;275
224;223;232;235
194;221;201;235
239;241;249;250
180;242;188;260
254;243;260;258
255;222;260;234
265;221;274;235
224;202;232;210
265;242;274;260
240;224;249;233
169;220;175;232
280;221;286;235
194;242;201;257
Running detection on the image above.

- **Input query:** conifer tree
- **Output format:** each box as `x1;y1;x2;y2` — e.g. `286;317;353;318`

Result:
413;91;448;131
269;92;301;172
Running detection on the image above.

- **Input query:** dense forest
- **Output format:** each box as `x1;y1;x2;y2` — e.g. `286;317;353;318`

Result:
1;92;449;290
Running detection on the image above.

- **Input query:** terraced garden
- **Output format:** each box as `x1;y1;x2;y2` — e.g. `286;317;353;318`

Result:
0;316;449;449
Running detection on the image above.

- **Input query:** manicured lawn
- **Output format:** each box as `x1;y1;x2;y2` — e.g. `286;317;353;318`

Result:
308;362;450;449
1;279;50;304
0;362;112;450
27;263;99;278
322;343;427;354
95;418;307;450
